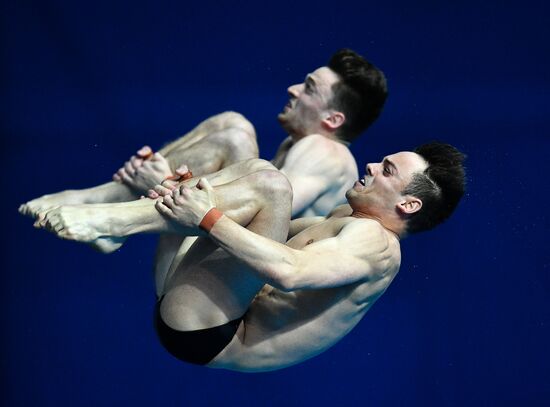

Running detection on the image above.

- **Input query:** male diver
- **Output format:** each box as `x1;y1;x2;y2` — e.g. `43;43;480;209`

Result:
20;49;388;296
34;142;466;372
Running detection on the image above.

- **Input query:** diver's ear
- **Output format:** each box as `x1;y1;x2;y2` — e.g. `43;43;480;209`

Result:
397;197;423;215
321;111;345;131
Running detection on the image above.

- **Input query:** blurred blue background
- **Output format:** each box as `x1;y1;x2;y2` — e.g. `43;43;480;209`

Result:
2;0;549;405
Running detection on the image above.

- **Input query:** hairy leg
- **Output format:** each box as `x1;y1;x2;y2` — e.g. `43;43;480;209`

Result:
19;111;257;217
36;159;275;252
152;119;259;292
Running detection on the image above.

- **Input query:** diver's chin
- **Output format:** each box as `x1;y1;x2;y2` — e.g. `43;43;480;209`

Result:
352;181;365;192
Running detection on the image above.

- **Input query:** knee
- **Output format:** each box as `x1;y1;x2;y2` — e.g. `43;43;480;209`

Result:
217;127;259;161
216;111;256;139
253;169;293;203
242;158;276;173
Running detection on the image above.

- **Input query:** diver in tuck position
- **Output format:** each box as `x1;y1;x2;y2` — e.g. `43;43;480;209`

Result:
34;141;466;372
20;48;388;296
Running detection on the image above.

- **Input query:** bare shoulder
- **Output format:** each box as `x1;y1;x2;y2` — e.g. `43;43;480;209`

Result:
291;134;350;156
338;218;401;275
328;204;353;218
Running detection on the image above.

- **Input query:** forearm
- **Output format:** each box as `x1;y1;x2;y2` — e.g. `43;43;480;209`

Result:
208;216;298;289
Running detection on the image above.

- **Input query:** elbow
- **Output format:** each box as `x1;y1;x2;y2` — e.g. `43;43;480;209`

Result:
266;266;298;292
274;276;296;292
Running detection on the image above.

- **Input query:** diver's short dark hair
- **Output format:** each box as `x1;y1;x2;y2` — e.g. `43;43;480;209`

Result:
328;49;388;142
402;142;466;233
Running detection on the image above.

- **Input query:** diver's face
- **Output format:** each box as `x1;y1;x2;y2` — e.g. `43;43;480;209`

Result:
346;151;428;216
278;66;340;138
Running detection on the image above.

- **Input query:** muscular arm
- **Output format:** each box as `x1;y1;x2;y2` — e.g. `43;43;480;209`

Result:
209;215;393;291
287;216;325;239
286;205;353;239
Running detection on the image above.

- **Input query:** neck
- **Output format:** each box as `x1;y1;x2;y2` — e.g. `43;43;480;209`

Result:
289;131;349;146
351;210;402;240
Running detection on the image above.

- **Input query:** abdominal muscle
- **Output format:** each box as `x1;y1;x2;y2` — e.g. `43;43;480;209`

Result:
210;220;400;372
211;280;391;372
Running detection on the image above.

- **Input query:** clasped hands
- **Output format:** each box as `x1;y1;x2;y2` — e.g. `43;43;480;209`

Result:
151;178;217;230
113;146;177;193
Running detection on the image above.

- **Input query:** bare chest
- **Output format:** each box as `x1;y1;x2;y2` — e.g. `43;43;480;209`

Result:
286;217;351;249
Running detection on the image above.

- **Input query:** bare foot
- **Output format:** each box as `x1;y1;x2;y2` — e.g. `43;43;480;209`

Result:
19;190;88;219
37;205;127;253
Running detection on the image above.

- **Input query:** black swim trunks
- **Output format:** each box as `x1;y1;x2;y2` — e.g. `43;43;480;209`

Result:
154;298;243;365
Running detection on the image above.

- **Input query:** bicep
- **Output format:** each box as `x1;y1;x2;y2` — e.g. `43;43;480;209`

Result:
285;221;392;290
287;238;371;290
288;216;325;238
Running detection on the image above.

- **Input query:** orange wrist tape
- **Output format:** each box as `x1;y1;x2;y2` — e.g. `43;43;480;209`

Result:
199;208;223;233
164;170;193;182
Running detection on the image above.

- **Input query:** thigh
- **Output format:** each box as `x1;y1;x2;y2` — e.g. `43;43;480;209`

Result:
159;169;292;331
161;237;264;330
164;127;259;176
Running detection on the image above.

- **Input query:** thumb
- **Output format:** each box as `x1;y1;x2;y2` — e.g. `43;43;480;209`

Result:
137;145;153;159
196;178;213;193
151;152;166;162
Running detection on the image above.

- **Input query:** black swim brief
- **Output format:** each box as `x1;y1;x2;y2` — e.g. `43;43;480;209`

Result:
154;297;243;365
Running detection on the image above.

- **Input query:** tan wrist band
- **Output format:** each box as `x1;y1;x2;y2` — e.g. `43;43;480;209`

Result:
164;170;193;182
199;208;224;233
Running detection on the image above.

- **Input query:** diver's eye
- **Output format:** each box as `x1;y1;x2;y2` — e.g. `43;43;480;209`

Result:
383;166;391;175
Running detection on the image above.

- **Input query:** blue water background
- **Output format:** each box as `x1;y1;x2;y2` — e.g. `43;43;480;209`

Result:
2;0;548;405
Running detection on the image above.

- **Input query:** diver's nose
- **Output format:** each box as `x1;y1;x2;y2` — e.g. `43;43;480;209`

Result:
366;163;375;176
287;84;301;98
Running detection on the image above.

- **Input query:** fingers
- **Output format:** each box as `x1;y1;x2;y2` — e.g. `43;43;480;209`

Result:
147;189;159;199
154;184;173;196
147;184;173;199
150;152;165;162
124;159;136;175
119;169;134;185
115;166;130;183
161;178;178;190
114;146;152;182
155;199;175;219
196;178;215;206
122;150;147;177
130;156;144;170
